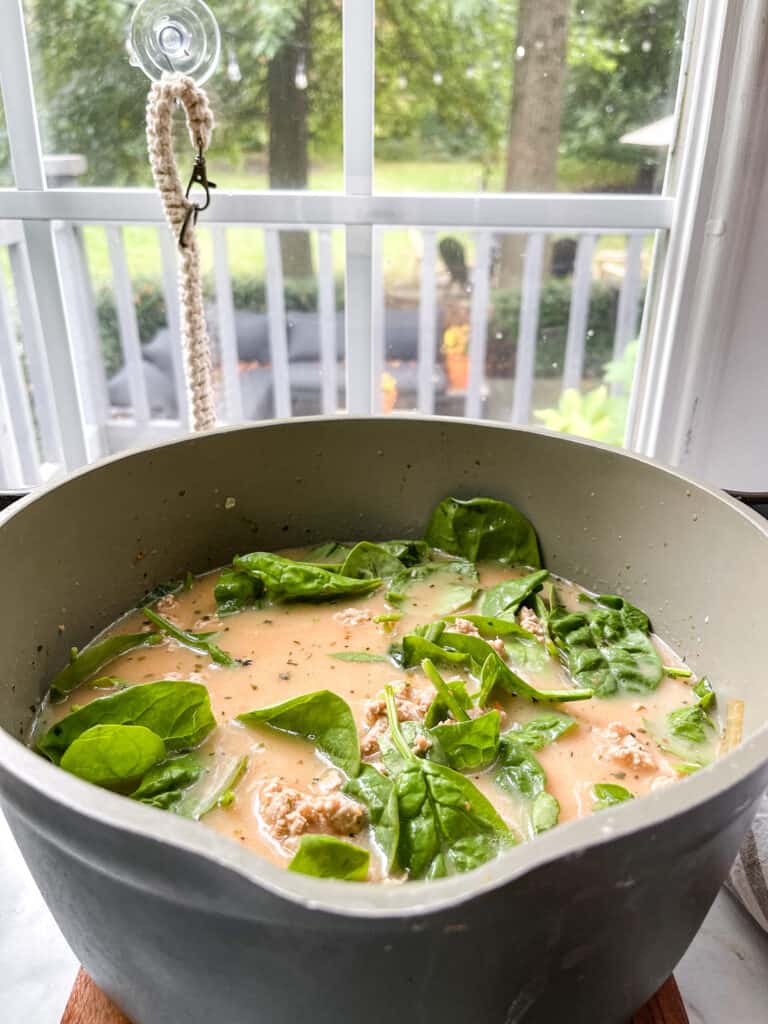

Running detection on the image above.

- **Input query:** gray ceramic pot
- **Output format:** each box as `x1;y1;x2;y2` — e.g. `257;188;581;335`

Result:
1;417;767;1024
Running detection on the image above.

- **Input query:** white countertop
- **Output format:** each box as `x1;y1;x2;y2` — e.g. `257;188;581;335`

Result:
1;809;767;1023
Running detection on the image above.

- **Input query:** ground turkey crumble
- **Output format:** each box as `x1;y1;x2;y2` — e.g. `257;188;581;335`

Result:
592;721;656;771
258;778;365;843
451;618;506;657
333;607;372;627
360;680;436;756
518;607;546;642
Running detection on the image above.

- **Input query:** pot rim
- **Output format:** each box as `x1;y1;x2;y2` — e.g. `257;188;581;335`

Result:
2;415;767;918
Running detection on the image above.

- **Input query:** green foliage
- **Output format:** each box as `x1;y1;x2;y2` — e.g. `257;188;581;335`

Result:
233;551;382;603
288;834;370;881
425;496;541;567
60;723;166;789
592;782;634;810
49;632;161;699
549;592;663;696
238;689;361;778
38;680;216;763
534;340;640;445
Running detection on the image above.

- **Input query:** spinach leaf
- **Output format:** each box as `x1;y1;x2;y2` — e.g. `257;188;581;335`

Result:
142;578;185;606
340;542;404;581
329;651;389;663
343;764;399;872
430;711;501;773
238;690;360;778
393;634;469;670
507;712;577;751
132;752;204;805
646;677;717;766
142;607;237;667
50;632;162;700
693;677;716;709
38;680;216;763
288;835;370;881
424;678;473;727
495;736;546;800
421;658;470;723
174;753;249;819
384;687;512;879
664;665;693;679
234;552;382;602
386;559;479;615
592;783;634;810
667;704;715;744
60;724;166;790
480;570;550;618
425;496;541;567
307;541;351;564
214;569;263;615
531;792;560;833
446;614;535;640
378;540;430;567
503;636;550;673
441;633;593;703
380;720;448;776
549;594;663;696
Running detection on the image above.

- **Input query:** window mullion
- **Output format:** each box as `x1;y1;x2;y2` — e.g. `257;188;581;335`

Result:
0;0;87;469
343;0;375;414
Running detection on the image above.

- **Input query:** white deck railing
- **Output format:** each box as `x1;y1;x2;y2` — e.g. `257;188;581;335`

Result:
0;214;651;488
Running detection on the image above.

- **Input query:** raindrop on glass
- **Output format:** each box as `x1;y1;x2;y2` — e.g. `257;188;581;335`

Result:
433;70;443;85
641;39;652;53
515;45;526;59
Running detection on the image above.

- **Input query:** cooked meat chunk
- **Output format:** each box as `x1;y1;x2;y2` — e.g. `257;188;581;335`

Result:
451;617;481;637
333;607;372;627
412;734;432;755
593;721;656;771
360;680;436;755
518;607;546;642
259;778;364;842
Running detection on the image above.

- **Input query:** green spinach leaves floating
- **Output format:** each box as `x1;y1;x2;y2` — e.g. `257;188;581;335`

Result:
480;569;550;619
238;689;361;778
549;594;663;697
386;559;479;616
425;496;541;567
592;783;634;811
49;632;162;700
60;724;166;790
142;607;237;667
233;552;382;603
288;835;370;881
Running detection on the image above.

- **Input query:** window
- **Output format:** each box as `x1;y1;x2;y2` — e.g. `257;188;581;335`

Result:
0;0;747;489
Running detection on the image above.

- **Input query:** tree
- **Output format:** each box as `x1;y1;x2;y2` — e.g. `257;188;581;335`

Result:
498;0;569;287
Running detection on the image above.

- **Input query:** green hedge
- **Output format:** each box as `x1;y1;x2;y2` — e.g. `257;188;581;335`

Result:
97;274;638;381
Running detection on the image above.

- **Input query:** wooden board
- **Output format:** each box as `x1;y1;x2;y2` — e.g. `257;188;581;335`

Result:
61;968;689;1024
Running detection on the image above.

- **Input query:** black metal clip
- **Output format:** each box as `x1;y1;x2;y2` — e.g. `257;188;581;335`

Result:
179;142;217;249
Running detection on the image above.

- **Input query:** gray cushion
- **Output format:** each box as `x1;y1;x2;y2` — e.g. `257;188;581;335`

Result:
239;365;275;420
108;360;177;418
287;312;345;362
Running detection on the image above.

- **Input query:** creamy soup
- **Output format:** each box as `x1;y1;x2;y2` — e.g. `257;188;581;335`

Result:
31;497;722;884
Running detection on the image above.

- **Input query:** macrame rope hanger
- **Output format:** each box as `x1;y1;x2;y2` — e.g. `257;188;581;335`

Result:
130;0;222;432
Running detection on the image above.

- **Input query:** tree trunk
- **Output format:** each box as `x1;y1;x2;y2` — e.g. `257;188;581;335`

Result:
268;2;313;278
498;0;569;288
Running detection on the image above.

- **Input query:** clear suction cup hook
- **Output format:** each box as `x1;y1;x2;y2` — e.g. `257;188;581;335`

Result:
129;0;221;85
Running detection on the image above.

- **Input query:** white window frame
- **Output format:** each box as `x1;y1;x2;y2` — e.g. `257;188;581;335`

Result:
0;0;751;481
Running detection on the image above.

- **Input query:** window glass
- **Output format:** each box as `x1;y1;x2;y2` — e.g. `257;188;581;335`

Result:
0;97;13;186
377;226;652;444
375;0;685;195
23;1;342;192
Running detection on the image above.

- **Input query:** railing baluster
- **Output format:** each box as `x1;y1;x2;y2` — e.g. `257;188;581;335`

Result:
466;231;492;419
317;228;338;414
6;236;62;466
417;229;438;414
0;362;25;488
561;233;596;391
370;228;385;413
54;224;109;458
211;225;242;422
106;226;150;426
264;229;291;418
510;232;545;425
0;263;39;482
158;229;189;428
613;233;644;367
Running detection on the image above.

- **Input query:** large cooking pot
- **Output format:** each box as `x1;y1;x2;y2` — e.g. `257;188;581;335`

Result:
1;417;767;1024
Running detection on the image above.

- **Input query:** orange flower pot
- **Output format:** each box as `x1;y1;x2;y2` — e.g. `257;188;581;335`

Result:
445;351;470;390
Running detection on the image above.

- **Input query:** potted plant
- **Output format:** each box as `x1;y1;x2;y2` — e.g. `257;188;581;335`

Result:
380;371;398;413
441;324;470;390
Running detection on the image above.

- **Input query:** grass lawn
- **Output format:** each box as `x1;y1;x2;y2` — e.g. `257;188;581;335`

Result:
81;158;654;294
